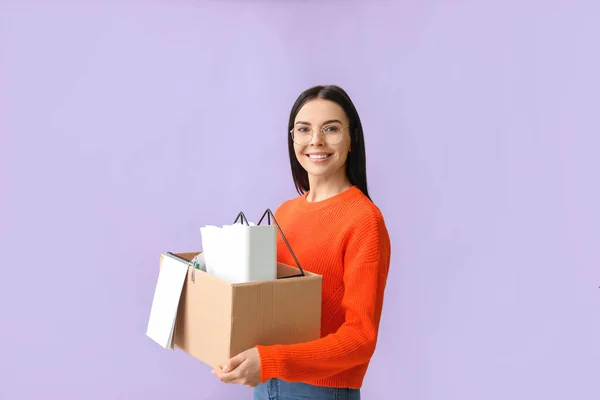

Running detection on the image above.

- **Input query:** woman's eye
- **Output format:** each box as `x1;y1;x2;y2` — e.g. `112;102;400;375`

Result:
297;127;310;133
324;125;341;133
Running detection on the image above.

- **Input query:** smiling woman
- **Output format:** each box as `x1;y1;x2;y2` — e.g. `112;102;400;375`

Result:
287;85;370;202
212;85;391;400
290;100;353;197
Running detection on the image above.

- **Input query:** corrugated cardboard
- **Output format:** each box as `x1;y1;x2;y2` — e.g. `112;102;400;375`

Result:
160;252;322;368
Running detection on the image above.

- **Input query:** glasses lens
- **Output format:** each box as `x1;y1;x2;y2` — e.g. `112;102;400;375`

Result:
322;124;343;144
292;126;312;145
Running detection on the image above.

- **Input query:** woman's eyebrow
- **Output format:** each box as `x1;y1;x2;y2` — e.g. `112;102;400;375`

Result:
294;119;342;126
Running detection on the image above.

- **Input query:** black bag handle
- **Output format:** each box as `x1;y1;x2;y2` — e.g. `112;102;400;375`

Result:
232;209;305;278
233;211;250;226
257;208;305;278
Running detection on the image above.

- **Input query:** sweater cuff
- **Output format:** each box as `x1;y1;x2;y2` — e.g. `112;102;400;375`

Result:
256;344;287;382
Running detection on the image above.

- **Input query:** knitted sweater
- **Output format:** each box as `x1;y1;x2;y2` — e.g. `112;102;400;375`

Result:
256;186;391;389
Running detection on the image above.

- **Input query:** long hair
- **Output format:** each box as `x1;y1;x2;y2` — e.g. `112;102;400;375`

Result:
287;85;370;200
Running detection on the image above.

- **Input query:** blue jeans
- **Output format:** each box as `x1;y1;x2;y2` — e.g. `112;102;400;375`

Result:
254;378;361;400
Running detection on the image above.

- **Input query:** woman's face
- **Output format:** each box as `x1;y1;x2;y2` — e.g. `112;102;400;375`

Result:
292;99;351;180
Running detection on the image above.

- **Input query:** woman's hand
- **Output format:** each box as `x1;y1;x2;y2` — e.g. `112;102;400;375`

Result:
212;347;261;388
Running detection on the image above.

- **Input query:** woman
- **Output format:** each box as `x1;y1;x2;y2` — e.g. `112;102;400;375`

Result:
212;85;391;399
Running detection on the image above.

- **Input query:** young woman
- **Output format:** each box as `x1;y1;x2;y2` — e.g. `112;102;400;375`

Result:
213;85;391;400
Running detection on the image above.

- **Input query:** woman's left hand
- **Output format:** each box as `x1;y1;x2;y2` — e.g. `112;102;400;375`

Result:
212;347;261;388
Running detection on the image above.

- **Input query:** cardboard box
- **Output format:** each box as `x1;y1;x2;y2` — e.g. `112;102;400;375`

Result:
161;252;322;368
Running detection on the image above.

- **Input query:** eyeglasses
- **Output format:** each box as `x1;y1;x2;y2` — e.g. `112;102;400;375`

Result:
290;123;348;145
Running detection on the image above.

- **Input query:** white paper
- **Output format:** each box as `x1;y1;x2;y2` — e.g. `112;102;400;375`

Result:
146;255;189;349
200;225;223;277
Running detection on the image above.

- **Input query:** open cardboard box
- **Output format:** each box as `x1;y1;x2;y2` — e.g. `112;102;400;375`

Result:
161;252;322;369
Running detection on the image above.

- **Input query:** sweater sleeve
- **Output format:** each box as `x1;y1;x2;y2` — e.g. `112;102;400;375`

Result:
255;213;391;383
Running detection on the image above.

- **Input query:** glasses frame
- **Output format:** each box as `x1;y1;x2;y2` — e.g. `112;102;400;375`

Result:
290;123;350;145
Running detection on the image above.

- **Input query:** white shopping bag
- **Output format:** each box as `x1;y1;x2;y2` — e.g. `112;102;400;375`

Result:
200;211;277;284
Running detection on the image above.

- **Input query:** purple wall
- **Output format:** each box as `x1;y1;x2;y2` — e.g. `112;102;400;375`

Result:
1;1;598;399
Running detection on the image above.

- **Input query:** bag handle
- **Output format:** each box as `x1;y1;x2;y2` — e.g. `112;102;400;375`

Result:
232;209;306;278
233;211;250;226
257;209;305;278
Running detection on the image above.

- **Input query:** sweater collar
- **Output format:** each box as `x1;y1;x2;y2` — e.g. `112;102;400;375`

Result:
298;185;362;211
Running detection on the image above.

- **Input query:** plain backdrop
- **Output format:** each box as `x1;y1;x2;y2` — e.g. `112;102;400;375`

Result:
1;1;598;399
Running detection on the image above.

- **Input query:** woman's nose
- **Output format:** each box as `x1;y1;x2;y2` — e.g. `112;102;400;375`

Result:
309;130;325;146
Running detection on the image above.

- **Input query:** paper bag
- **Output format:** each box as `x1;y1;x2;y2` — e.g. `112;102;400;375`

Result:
200;210;278;284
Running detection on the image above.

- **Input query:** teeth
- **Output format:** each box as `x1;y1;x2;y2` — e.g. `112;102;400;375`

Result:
308;154;330;159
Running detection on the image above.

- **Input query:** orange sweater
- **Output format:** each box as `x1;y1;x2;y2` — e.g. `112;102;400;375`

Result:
256;186;391;389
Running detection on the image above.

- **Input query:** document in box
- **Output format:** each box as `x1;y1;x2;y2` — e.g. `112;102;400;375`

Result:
146;255;189;349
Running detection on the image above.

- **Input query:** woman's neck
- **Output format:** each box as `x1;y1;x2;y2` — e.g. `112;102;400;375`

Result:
306;174;353;203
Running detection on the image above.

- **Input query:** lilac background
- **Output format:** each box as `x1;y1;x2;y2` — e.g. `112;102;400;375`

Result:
1;1;599;399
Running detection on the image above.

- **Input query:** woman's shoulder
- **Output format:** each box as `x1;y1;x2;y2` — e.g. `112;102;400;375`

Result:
347;188;386;224
273;193;303;217
343;191;391;258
